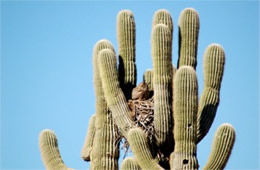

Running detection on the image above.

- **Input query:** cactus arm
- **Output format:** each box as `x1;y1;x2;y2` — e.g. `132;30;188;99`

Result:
143;69;153;92
92;40;115;122
39;129;73;170
171;66;199;170
196;44;225;143
177;8;200;69
121;157;141;170
203;124;236;170
128;128;163;170
117;10;137;100
98;48;134;138
152;9;173;38
81;114;96;161
90;40;120;169
152;23;173;149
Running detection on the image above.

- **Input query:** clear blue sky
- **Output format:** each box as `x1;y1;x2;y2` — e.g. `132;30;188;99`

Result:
1;1;259;169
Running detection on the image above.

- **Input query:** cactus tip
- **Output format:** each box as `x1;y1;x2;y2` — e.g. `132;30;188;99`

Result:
208;43;225;51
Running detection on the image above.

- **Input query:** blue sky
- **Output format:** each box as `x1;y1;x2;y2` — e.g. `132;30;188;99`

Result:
1;1;259;169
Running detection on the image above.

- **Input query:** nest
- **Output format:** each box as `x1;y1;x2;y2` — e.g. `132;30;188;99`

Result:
114;96;156;158
129;97;155;142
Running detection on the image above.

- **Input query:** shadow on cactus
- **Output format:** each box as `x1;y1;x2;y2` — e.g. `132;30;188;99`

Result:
39;8;236;170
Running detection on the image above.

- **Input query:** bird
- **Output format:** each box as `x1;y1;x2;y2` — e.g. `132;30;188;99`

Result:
131;82;150;100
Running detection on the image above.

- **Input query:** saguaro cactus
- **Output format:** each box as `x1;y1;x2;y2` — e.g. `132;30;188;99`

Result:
39;8;235;170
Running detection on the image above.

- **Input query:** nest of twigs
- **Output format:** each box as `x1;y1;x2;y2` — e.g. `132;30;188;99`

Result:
114;95;157;158
129;97;155;142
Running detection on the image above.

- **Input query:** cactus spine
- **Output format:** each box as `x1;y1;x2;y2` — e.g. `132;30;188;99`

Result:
39;8;235;170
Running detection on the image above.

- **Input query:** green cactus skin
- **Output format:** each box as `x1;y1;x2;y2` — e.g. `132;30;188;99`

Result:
143;69;153;91
177;8;200;69
152;9;173;38
121;157;141;170
91;40;119;169
81;114;96;161
117;10;137;100
98;48;134;138
196;44;225;143
128;128;163;170
171;66;199;170
39;129;73;170
152;23;173;150
203;124;236;170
